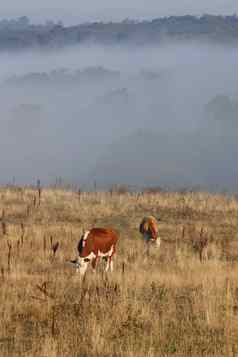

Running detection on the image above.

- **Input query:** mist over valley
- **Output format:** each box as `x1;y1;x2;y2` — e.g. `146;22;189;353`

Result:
1;29;238;191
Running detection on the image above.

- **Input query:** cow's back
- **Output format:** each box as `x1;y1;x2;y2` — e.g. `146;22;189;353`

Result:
148;216;159;234
79;228;119;256
91;228;119;253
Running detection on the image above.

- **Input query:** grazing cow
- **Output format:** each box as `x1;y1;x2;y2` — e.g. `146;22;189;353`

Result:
139;216;161;248
70;228;119;275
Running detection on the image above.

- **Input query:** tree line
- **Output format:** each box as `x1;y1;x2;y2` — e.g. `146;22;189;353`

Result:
1;14;238;51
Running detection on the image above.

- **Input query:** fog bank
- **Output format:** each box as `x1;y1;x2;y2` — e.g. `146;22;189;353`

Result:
1;43;238;191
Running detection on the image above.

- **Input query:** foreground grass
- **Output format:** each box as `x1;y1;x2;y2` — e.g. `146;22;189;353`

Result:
0;188;238;356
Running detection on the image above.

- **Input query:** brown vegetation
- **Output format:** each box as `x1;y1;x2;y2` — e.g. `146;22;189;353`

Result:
0;188;238;356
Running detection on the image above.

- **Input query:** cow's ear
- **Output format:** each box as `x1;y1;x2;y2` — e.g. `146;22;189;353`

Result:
84;258;90;262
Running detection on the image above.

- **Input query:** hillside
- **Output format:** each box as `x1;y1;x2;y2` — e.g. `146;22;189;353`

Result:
1;15;238;51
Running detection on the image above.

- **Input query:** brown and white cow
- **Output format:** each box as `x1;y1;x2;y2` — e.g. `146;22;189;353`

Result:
71;228;119;275
139;216;161;248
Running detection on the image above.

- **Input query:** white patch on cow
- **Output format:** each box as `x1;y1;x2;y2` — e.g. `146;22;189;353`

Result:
83;230;90;241
74;244;116;275
76;251;96;275
109;260;114;272
80;231;90;249
76;259;88;275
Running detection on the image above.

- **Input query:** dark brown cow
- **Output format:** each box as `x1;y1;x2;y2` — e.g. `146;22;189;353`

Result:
139;216;161;247
71;228;119;275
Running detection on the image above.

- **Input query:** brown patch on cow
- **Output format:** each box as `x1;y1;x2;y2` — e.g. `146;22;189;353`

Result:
139;216;159;241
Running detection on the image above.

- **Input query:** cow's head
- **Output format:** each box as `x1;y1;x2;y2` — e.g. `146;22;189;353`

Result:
76;257;91;275
144;233;161;248
70;251;96;275
70;257;90;275
154;235;161;247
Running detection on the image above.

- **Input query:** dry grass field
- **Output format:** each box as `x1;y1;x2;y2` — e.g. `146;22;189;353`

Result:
1;187;238;356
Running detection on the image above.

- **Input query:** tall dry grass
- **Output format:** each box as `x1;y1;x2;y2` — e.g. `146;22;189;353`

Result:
0;188;238;356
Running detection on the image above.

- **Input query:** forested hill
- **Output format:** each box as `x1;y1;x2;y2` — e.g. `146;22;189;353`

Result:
1;15;238;51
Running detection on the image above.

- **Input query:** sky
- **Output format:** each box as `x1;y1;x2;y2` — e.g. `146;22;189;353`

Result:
0;0;237;24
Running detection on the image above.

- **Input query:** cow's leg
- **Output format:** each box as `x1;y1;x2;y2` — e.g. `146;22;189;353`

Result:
91;255;98;272
108;247;115;272
146;242;150;257
105;257;110;272
156;236;161;248
109;258;114;272
105;256;113;272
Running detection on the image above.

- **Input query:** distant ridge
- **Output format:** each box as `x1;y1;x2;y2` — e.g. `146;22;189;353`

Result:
0;15;238;51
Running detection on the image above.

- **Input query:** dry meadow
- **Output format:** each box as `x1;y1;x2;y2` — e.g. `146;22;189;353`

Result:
0;187;238;356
